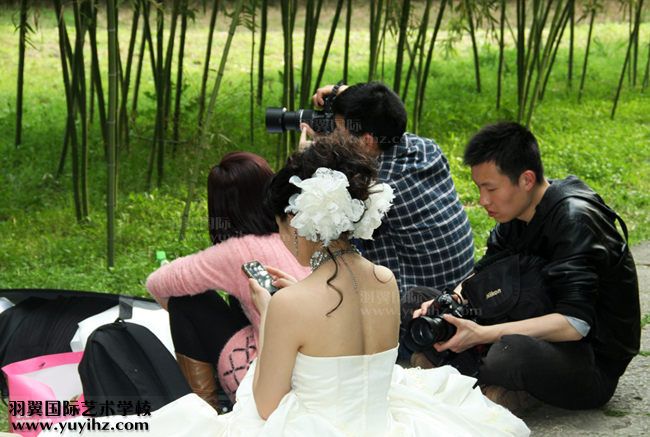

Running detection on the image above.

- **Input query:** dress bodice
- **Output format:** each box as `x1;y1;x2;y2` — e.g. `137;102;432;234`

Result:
290;347;398;435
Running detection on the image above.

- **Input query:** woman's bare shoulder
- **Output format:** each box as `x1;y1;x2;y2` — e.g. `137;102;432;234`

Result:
372;264;396;285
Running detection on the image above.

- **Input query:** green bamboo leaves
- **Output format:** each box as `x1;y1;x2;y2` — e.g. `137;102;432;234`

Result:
179;0;246;242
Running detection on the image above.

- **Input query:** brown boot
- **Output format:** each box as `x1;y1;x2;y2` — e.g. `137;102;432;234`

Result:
481;385;535;417
176;353;222;413
410;351;436;369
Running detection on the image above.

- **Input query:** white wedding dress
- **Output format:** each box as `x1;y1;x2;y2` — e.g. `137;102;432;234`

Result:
47;347;529;436
211;346;530;437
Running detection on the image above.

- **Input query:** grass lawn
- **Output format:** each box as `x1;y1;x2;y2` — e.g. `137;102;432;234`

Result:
1;3;649;431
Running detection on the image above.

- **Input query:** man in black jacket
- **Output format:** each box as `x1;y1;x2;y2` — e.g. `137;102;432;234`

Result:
408;121;640;412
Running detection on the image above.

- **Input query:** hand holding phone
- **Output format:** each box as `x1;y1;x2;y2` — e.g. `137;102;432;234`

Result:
242;261;280;295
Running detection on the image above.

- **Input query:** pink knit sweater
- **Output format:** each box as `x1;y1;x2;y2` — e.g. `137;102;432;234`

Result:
146;233;310;401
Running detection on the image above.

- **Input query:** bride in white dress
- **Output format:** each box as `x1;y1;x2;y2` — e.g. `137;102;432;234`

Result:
208;136;529;437
51;136;529;437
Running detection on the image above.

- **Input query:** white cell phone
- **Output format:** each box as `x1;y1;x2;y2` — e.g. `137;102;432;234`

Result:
242;261;280;294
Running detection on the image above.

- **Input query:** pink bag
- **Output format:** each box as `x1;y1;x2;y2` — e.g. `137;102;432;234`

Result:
2;352;85;436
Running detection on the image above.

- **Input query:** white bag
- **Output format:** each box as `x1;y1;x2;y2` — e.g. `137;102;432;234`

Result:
70;300;174;356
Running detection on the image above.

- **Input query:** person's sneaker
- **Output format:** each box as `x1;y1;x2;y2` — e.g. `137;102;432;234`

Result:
410;351;436;369
481;385;535;417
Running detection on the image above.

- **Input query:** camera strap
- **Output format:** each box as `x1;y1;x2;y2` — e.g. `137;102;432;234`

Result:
324;79;345;116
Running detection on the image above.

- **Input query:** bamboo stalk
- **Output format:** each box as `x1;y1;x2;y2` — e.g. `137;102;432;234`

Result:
119;0;141;151
63;0;83;222
406;0;432;112
412;0;433;134
401;38;414;102
464;0;482;93
173;0;189;148
633;0;639;86
540;1;572;101
131;0;148;116
199;0;219;127
417;0;447;122
368;0;385;81
15;0;27;148
257;0;267;105
497;0;506;109
163;0;182;130
299;0;317;110
146;1;165;191
107;0;118;269
520;0;550;123
73;0;90;220
612;0;645;118
525;0;572;127
516;0;526;118
156;2;166;188
314;0;346;96
642;35;650;91
379;3;390;81
289;0;297;153
394;0;412;94
568;0;574;87
179;0;246;242
250;0;256;144
54;0;74;181
578;8;596;102
280;0;292;160
87;0;108;158
344;0;352;83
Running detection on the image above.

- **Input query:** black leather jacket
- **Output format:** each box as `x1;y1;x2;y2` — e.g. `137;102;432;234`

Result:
479;175;641;378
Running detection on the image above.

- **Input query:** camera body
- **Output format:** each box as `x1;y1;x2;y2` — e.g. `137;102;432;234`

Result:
404;292;472;352
265;80;344;135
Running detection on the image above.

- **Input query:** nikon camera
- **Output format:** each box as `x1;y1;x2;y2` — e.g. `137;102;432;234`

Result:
265;80;344;135
403;292;473;352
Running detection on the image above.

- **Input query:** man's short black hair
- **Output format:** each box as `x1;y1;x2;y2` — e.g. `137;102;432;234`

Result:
463;121;545;185
332;81;407;150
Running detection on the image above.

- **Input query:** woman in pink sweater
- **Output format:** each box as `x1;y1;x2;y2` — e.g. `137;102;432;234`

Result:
146;152;310;410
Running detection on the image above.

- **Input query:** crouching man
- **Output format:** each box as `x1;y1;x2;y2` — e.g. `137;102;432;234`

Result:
403;121;640;413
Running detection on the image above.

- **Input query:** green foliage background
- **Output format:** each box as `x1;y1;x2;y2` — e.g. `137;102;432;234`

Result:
1;6;649;296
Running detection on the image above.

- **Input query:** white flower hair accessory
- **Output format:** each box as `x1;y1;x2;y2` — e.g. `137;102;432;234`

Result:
285;167;394;247
351;182;395;240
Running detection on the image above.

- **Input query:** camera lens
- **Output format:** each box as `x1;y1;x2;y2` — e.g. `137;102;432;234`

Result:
265;107;288;133
408;316;457;349
265;108;317;133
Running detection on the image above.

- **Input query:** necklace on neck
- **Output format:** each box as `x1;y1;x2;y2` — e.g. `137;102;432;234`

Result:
310;244;361;293
310;244;361;272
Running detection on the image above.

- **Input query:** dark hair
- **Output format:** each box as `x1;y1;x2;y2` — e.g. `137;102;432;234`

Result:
463;121;545;185
207;151;277;244
265;133;380;315
332;81;407;150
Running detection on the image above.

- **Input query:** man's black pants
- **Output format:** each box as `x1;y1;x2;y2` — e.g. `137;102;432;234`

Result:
401;286;619;410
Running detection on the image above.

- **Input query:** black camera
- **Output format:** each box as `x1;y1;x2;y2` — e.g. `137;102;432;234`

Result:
265;80;343;135
404;292;471;351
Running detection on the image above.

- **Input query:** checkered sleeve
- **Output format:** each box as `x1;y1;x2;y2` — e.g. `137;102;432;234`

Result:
365;133;475;295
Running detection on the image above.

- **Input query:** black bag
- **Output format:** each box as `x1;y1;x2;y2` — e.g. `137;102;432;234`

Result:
78;319;192;416
0;293;117;400
461;251;554;326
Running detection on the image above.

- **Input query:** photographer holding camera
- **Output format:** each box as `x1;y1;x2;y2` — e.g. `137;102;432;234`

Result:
296;81;475;296
405;121;640;415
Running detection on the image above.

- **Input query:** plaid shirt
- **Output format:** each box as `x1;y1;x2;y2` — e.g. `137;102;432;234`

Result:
363;133;475;295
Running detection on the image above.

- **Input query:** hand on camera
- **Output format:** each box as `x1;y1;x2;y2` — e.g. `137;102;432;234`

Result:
412;300;434;319
299;123;316;151
433;315;483;353
312;84;349;108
